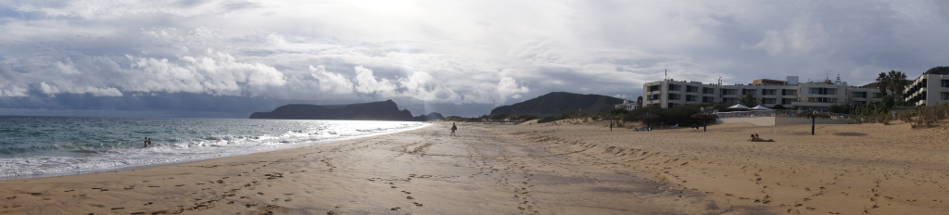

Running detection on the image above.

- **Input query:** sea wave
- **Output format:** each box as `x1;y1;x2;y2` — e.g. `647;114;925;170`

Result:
0;120;427;179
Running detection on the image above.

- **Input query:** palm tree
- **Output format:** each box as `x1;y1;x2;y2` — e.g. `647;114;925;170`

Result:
876;72;890;96
888;70;908;100
876;70;909;103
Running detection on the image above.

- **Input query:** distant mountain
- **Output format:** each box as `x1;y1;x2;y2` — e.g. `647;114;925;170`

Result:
250;100;417;121
414;112;445;121
860;82;881;88
490;92;624;117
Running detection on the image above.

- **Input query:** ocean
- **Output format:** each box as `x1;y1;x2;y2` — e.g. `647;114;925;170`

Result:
0;116;427;179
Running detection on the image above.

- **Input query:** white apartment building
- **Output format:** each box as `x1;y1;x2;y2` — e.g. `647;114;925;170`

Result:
613;100;639;111
904;69;949;107
642;76;884;110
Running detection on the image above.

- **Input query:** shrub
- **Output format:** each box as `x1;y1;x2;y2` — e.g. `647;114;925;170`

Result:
537;116;562;123
619;103;723;128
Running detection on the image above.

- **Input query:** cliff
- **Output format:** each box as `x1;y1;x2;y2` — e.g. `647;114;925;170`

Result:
250;100;418;121
413;112;445;121
490;92;624;117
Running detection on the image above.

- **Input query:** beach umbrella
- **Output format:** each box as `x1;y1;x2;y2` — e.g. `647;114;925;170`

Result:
727;104;749;110
750;105;771;110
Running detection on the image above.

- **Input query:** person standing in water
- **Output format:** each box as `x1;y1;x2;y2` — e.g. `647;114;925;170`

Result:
143;137;152;147
450;123;458;136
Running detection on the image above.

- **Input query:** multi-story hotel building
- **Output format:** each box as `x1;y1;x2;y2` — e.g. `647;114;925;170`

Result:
904;69;949;107
642;76;884;110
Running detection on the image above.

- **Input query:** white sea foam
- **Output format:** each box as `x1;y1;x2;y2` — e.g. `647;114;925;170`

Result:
0;120;428;179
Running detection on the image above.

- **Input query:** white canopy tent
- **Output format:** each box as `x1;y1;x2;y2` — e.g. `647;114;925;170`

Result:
727;104;750;110
750;105;771;110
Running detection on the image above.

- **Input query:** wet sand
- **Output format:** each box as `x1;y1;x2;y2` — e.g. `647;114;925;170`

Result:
0;123;760;215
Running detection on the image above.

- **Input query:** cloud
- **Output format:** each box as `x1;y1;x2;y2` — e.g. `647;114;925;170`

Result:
125;50;287;96
352;66;397;96
2;0;949;116
496;76;529;103
38;82;123;97
309;65;354;95
301;65;523;105
0;49;285;97
0;86;27;97
754;17;826;56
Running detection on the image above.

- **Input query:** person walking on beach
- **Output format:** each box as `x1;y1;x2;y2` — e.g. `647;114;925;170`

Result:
450;123;458;136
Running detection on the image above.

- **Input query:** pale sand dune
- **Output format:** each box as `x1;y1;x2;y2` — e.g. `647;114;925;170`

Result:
2;121;945;214
0;123;766;215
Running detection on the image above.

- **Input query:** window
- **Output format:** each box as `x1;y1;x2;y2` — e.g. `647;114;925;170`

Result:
721;89;737;95
648;94;660;100
741;89;756;95
686;86;699;93
762;98;777;104
668;84;681;91
761;89;777;95
782;89;797;96
685;95;697;102
702;96;715;103
722;98;738;104
943;92;949;100
852;92;867;98
942;80;949;87
807;97;837;103
702;87;715;94
668;93;681;100
782;98;797;104
809;87;837;95
647;85;661;92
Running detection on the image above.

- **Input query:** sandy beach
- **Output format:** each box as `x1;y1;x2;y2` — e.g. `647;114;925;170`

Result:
1;121;947;214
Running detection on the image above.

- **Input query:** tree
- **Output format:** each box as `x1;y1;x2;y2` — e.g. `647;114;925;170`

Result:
740;93;757;107
888;70;908;100
875;70;909;105
876;72;890;96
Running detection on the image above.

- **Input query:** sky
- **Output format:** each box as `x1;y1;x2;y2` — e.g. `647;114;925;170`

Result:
1;0;948;117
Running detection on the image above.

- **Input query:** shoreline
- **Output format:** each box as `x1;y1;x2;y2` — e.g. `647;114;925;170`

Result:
0;122;430;181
